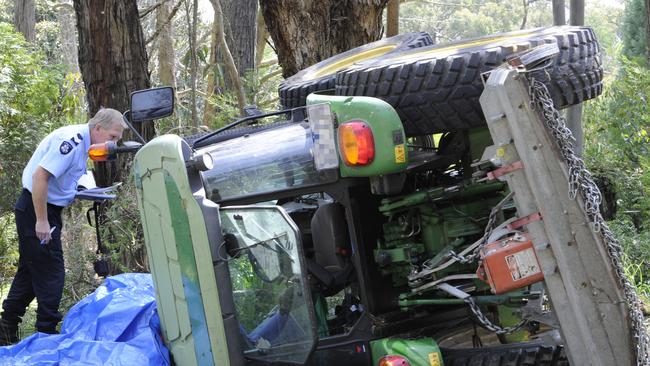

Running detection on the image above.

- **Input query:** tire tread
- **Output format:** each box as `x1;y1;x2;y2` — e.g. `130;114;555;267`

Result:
335;27;602;135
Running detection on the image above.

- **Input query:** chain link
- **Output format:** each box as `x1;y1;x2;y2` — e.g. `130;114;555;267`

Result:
450;191;515;264
450;191;525;334
465;297;527;334
527;76;650;366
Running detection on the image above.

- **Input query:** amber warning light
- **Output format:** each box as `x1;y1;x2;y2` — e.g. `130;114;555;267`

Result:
338;120;375;166
89;141;142;162
89;141;117;161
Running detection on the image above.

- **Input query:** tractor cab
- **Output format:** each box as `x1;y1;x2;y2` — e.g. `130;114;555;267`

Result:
128;89;452;365
114;81;573;366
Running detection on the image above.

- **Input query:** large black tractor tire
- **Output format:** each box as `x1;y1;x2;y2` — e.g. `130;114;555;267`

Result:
335;26;602;136
278;32;433;109
442;343;569;366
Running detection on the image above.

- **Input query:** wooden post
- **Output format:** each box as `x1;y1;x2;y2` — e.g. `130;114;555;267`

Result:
552;0;565;25
479;67;634;366
569;0;585;26
387;0;399;37
566;0;585;155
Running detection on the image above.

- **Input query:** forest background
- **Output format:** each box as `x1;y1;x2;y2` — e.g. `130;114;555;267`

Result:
0;0;649;339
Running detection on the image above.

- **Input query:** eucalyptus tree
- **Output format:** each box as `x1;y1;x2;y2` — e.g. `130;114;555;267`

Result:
203;0;247;125
260;0;389;78
56;0;78;73
155;0;177;89
73;0;151;185
220;0;256;86
13;0;35;41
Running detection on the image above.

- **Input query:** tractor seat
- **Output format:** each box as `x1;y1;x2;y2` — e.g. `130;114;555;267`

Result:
307;203;354;296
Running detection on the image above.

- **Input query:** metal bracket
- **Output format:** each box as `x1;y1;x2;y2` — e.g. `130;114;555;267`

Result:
507;212;542;231
486;160;524;180
437;282;471;300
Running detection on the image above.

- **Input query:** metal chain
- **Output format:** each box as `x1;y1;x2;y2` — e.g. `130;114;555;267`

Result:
450;191;515;264
465;297;527;334
527;76;650;366
449;190;524;334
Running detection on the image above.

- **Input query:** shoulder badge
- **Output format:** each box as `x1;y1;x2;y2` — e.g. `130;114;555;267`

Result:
59;141;73;155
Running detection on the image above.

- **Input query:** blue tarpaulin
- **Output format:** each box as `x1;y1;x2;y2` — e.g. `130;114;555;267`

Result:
0;273;170;365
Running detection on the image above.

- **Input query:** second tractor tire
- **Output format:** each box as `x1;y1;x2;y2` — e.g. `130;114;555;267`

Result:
335;26;603;136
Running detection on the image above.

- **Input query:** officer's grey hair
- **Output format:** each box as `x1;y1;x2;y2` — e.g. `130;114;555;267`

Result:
88;108;127;130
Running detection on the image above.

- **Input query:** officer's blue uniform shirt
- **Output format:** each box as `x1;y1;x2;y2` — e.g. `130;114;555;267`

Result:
22;124;91;207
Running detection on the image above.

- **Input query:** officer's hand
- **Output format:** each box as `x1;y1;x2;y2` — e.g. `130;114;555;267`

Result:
35;220;52;243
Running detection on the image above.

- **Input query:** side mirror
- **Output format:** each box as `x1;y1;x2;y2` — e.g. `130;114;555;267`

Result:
130;87;175;122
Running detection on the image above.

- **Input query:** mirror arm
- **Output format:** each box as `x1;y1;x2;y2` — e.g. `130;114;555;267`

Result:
123;111;147;144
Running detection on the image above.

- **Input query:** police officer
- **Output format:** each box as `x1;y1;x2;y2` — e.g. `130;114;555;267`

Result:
0;108;126;345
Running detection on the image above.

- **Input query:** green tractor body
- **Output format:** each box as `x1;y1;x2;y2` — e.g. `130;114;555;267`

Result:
132;93;539;366
124;25;611;365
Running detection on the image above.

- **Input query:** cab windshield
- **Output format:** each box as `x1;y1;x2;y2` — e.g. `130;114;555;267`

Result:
199;123;337;202
220;206;316;364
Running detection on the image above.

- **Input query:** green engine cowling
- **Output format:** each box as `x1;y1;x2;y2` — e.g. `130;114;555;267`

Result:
371;337;443;366
306;93;408;177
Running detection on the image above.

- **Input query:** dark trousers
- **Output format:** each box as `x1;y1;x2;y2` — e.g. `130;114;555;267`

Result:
1;189;65;333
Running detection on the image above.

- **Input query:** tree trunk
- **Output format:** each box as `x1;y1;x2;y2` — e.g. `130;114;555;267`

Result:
202;18;219;127
645;0;650;61
255;9;268;68
260;0;389;78
74;0;151;276
74;0;151;186
552;0;565;25
156;0;176;89
568;0;584;155
202;0;255;126
220;0;257;84
386;0;399;37
185;0;199;127
57;1;79;73
569;0;584;25
14;0;35;42
209;0;246;111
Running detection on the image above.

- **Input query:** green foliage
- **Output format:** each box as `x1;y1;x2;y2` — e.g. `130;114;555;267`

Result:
60;203;102;319
584;57;650;167
583;57;650;297
0;22;87;335
229;258;280;331
35;20;62;64
586;0;624;70
35;0;58;23
60;72;87;121
0;0;12;23
0;22;61;215
621;0;648;60
202;63;283;129
400;0;552;43
612;219;650;300
0;215;18;288
445;3;525;39
101;166;149;274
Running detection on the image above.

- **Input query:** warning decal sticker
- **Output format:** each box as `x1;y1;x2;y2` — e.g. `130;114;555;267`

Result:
395;144;405;163
505;248;541;281
428;352;441;366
